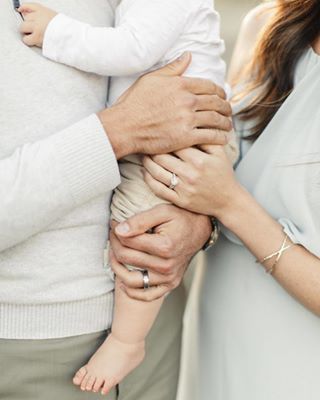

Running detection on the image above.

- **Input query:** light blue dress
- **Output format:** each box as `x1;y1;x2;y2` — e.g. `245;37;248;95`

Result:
200;49;320;400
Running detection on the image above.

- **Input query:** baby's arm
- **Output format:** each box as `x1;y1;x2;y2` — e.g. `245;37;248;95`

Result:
19;0;191;76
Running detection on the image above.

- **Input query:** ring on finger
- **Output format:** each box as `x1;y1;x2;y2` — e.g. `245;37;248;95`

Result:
141;270;150;290
169;173;179;190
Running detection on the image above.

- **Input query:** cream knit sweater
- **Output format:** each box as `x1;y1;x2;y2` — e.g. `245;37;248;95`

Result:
0;0;120;339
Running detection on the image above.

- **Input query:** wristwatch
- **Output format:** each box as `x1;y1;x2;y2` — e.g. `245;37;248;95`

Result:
202;217;220;251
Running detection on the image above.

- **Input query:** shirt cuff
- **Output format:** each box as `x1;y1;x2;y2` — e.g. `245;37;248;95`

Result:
51;114;121;205
43;13;78;62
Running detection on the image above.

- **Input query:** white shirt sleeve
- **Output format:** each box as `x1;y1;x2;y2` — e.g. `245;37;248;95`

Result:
0;114;121;252
43;0;191;76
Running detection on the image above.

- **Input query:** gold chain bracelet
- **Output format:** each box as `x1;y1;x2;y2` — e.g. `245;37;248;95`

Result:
256;235;295;275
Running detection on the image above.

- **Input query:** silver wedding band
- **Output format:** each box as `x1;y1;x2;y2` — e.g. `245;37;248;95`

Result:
142;270;150;290
169;173;179;190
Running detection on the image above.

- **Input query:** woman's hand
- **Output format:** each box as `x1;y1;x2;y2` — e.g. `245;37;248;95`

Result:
142;145;241;218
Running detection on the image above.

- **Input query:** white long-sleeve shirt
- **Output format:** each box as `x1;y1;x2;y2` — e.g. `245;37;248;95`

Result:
43;0;226;104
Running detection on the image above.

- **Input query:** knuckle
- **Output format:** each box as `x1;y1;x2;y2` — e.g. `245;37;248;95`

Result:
165;259;176;273
177;77;187;90
210;94;219;108
118;236;129;247
186;170;200;184
210;111;220;126
152;154;161;164
122;275;133;286
160;263;172;275
134;220;144;232
183;94;197;109
160;237;174;258
165;272;175;284
179;109;193;126
193;156;205;169
152;185;162;198
116;253;125;264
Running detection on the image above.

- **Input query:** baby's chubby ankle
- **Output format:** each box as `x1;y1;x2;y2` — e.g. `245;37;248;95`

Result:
108;332;146;355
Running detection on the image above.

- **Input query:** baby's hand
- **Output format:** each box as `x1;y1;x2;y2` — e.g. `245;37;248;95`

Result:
18;3;57;48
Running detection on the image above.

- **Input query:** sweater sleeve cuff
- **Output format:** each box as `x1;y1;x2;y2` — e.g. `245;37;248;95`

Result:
43;13;81;63
51;114;121;205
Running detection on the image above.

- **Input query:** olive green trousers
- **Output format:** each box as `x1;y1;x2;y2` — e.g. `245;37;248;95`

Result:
0;286;186;400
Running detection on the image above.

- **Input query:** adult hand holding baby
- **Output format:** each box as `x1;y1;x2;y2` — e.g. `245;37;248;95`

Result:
100;52;233;160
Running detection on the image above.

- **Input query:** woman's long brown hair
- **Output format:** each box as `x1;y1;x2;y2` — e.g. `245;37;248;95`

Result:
237;0;320;140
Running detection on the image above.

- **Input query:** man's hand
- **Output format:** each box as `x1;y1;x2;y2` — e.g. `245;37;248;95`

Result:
99;53;233;160
19;3;57;47
109;205;212;301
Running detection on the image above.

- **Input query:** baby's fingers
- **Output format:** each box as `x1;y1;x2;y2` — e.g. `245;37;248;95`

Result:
22;33;37;47
18;2;41;14
20;21;34;34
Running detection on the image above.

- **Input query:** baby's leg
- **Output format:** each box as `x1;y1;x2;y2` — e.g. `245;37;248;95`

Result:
73;279;163;395
73;156;167;395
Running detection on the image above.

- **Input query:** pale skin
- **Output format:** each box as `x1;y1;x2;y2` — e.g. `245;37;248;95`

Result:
78;205;213;393
140;10;320;317
18;2;232;396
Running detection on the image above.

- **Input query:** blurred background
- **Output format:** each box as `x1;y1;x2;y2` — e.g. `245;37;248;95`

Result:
216;0;259;64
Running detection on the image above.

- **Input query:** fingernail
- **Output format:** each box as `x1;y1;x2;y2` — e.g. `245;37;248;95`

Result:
115;222;130;235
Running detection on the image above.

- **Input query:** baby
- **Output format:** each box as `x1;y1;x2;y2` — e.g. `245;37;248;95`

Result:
18;0;238;396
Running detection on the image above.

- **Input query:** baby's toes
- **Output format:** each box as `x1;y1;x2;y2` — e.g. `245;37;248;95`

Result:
73;366;87;386
85;375;96;392
92;378;104;393
101;378;116;396
80;373;93;391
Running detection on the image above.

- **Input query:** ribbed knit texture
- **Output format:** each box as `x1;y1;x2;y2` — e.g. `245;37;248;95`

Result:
53;114;120;205
0;0;119;339
0;293;114;340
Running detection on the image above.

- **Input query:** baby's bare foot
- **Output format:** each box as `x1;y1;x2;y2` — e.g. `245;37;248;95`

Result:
73;334;145;395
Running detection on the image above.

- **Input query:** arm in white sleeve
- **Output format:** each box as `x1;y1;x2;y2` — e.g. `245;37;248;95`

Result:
0;114;121;252
43;0;190;76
